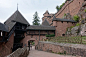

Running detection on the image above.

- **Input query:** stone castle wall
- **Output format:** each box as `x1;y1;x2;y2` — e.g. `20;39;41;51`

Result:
36;41;86;57
21;33;45;46
0;33;14;57
6;47;29;57
42;0;85;25
21;30;54;46
55;0;84;18
53;21;75;36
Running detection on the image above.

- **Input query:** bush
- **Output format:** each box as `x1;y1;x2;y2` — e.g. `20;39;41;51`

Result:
70;26;75;29
46;34;55;37
76;23;81;26
64;13;66;17
85;9;86;13
73;15;79;22
32;42;35;45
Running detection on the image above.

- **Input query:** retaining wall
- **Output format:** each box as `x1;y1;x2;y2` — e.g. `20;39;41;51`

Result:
36;41;86;57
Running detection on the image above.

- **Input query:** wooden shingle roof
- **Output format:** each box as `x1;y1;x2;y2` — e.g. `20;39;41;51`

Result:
4;10;30;31
27;25;55;30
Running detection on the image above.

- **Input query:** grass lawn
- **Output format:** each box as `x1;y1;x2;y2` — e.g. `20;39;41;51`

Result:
47;36;86;44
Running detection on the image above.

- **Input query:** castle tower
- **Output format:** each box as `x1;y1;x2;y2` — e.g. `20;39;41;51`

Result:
42;10;54;25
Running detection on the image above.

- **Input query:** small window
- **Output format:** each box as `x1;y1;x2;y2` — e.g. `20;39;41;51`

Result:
1;32;2;36
85;31;86;32
62;34;65;36
79;2;80;4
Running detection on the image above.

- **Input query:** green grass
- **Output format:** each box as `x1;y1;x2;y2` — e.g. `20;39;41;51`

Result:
47;36;86;44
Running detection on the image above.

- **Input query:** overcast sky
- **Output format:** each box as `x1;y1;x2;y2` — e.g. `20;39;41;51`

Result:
0;0;65;25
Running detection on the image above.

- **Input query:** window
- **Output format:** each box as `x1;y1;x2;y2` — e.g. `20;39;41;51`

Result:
1;32;2;36
22;26;25;29
79;2;80;4
31;35;33;38
14;33;15;36
62;34;65;36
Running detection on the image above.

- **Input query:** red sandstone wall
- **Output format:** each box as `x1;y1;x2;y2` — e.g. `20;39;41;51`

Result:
55;21;75;36
21;30;55;47
21;33;46;47
42;0;84;25
0;33;14;57
55;0;84;18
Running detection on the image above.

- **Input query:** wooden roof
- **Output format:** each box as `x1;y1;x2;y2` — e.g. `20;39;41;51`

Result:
4;10;30;31
27;25;55;30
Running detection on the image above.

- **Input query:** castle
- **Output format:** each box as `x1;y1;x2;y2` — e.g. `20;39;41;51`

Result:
0;0;86;57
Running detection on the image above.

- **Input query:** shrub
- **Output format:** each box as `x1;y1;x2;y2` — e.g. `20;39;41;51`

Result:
64;13;66;17
32;42;35;45
73;15;79;22
46;34;55;37
70;26;75;29
85;9;86;13
76;23;81;26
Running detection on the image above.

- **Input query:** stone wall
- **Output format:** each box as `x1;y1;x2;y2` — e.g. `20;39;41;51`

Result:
55;0;84;18
0;33;14;57
54;21;75;36
36;41;86;57
21;30;55;47
6;47;29;57
21;33;46;47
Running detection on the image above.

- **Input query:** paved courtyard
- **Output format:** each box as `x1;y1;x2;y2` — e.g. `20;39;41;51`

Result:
27;46;77;57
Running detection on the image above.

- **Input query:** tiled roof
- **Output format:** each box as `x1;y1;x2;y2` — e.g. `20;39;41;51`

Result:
4;10;30;31
27;25;55;30
0;22;9;32
52;15;76;23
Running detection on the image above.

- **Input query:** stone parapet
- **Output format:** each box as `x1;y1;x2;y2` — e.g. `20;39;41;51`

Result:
36;41;86;57
6;47;29;57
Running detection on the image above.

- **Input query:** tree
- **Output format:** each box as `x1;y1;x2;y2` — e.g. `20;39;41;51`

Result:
56;1;65;12
56;5;60;11
32;11;40;25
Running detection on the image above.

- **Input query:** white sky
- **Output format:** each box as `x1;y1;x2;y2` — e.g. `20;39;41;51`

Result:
0;0;65;25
